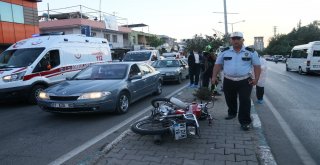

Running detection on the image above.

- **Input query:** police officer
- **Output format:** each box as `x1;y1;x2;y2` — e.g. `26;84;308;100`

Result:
211;32;261;131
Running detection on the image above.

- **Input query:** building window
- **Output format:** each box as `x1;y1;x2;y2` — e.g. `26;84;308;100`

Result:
104;33;111;42
0;2;24;24
12;4;24;24
91;32;97;37
112;35;118;43
0;2;13;22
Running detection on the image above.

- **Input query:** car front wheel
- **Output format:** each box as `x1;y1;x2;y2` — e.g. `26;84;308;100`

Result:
115;92;130;114
153;81;162;95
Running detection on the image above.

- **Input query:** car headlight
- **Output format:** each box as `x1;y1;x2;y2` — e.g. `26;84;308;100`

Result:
78;92;111;100
2;71;26;82
38;91;50;100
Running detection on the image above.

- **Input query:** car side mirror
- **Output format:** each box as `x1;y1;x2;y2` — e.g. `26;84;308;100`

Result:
129;75;142;80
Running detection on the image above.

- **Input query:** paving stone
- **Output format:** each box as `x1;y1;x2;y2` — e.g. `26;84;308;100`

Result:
225;148;245;155
247;161;259;165
204;160;225;165
194;153;214;160
215;143;235;149
142;155;163;163
236;155;258;162
206;148;225;154
136;150;156;156
161;157;184;164
128;160;149;165
122;154;143;161
244;149;255;155
183;159;205;165
226;161;247;165
105;152;125;159
104;158;130;165
235;144;255;150
215;154;235;161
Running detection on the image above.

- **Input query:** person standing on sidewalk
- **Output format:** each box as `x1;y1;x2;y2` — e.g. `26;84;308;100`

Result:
211;32;261;131
188;50;202;88
255;55;268;104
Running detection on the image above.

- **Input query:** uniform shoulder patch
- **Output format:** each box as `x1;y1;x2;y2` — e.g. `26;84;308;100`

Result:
245;47;255;53
221;47;230;52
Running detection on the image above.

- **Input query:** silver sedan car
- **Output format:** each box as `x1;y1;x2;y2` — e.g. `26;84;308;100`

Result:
37;62;163;114
151;59;189;83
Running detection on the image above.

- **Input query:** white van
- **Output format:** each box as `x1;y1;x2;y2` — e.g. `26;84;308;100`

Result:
0;34;112;103
286;41;320;74
122;50;160;65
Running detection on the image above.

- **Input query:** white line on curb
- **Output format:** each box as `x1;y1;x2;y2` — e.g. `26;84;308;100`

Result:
264;96;317;165
48;85;188;165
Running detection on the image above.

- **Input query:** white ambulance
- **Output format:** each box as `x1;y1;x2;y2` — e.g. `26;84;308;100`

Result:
0;33;112;104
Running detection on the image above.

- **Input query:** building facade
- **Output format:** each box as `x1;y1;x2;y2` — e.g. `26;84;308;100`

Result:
254;36;264;51
39;12;130;49
0;0;41;52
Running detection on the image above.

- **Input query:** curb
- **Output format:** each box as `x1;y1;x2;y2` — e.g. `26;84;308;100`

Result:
251;101;277;165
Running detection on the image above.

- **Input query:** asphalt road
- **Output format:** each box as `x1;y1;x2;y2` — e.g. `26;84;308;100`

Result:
0;80;189;165
255;61;320;165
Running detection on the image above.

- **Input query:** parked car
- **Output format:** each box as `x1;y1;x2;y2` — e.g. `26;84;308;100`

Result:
37;62;162;114
162;52;179;58
151;59;188;83
122;50;160;65
274;55;285;62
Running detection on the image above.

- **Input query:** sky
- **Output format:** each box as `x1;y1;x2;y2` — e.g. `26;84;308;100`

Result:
37;0;320;46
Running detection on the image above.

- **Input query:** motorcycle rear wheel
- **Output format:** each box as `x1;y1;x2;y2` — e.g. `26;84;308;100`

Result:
131;119;172;135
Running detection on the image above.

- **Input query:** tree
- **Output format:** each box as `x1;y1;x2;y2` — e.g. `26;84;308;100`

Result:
184;34;225;53
264;21;320;55
147;35;165;48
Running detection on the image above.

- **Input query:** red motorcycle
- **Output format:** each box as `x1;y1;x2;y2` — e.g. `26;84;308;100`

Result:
131;97;213;142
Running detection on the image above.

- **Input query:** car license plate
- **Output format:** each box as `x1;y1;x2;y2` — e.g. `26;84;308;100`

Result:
313;65;320;68
173;123;187;140
51;103;72;108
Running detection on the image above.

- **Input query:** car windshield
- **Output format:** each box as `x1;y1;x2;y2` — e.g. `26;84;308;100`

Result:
0;48;45;68
152;60;180;68
123;52;151;61
73;64;128;80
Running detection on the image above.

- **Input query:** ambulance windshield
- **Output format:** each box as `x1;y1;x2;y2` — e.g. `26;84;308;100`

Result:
0;48;45;68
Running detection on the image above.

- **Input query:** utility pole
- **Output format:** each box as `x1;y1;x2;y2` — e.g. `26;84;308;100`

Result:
273;26;277;36
223;0;228;35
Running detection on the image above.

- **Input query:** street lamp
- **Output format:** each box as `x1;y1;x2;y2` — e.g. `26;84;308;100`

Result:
218;20;245;32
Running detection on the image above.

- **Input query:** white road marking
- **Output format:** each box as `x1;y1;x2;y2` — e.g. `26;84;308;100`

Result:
264;96;317;165
49;85;188;165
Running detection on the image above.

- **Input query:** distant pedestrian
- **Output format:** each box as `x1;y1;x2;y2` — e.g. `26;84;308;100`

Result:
188;50;202;88
211;32;261;131
255;55;268;104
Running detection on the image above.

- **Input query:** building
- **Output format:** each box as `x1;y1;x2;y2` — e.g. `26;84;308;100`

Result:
254;36;264;51
0;0;41;53
39;11;131;49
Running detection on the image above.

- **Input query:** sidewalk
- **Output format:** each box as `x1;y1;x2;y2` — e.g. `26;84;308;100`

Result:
93;87;272;165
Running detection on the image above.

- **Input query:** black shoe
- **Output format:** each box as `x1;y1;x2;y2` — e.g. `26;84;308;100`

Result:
225;115;236;120
241;124;250;131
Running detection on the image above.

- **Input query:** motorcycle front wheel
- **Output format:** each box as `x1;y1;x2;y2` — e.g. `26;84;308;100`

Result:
131;119;172;135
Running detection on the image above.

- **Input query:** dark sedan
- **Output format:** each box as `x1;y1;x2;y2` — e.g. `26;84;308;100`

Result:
37;62;162;114
151;59;188;83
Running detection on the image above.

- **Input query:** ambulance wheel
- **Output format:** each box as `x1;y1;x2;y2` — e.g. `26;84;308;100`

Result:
28;85;45;104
